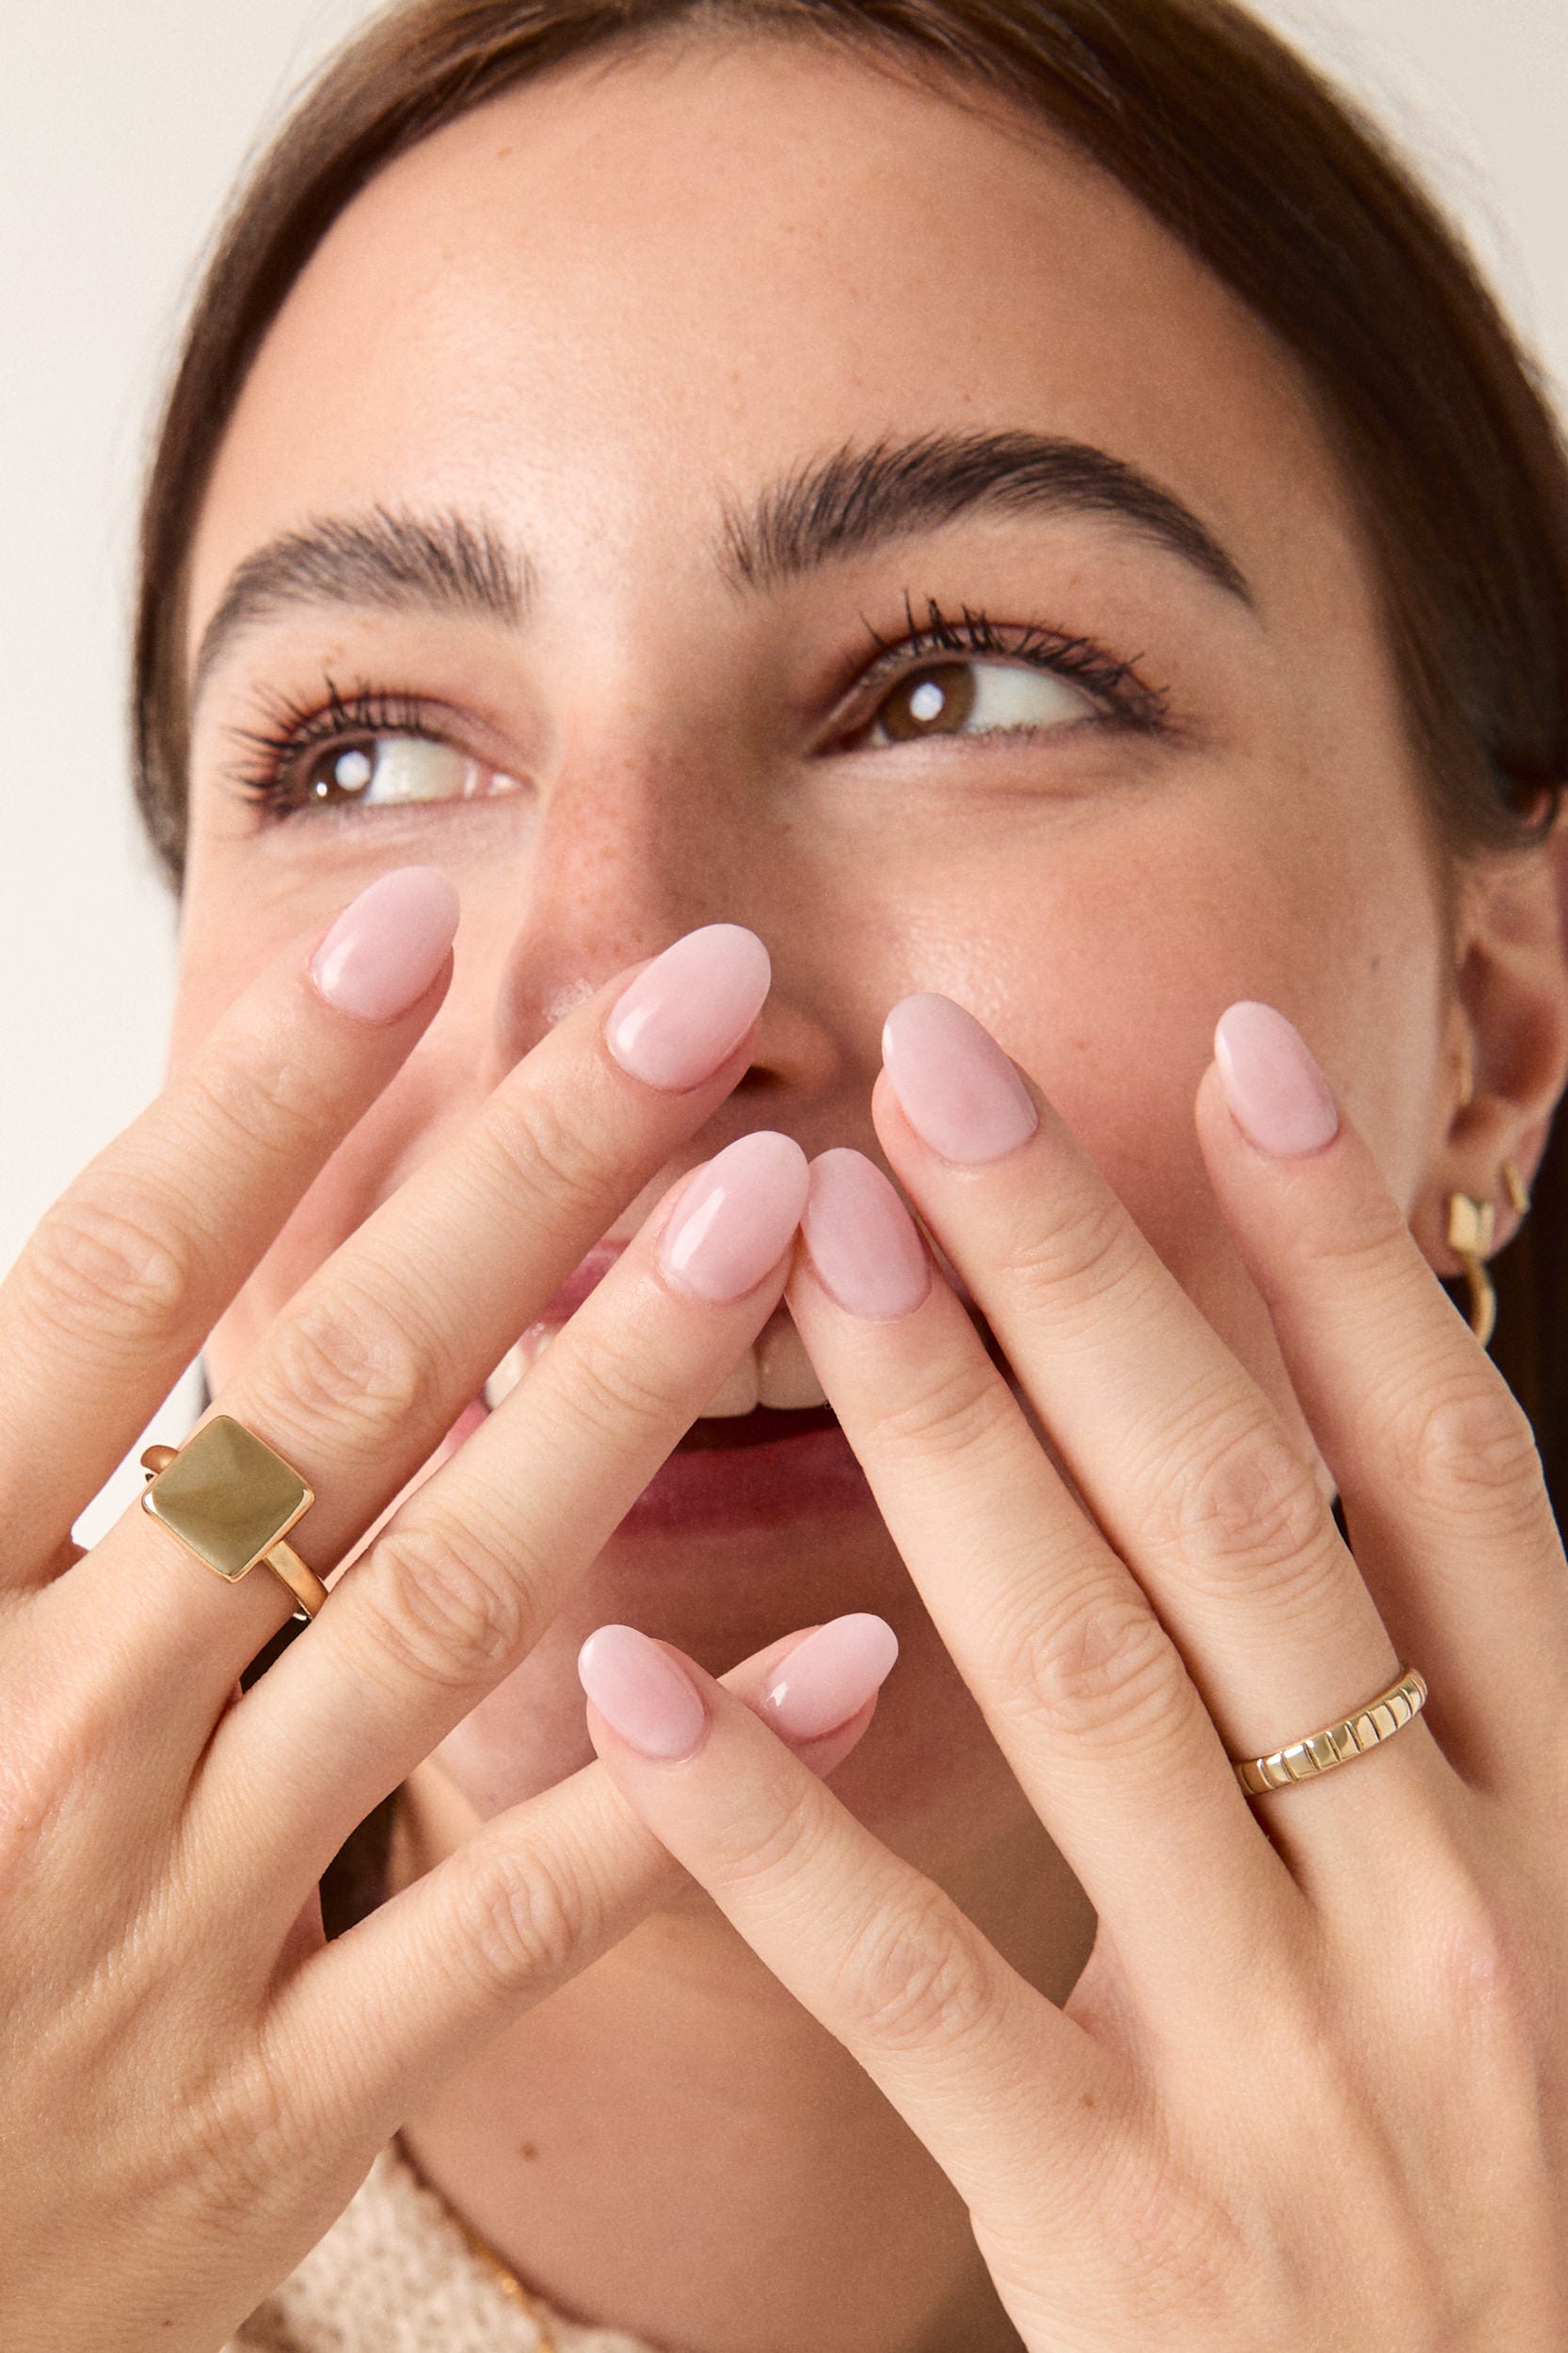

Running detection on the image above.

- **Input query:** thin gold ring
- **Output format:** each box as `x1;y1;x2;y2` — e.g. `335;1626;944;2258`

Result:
140;1415;328;1622
1232;1667;1428;1797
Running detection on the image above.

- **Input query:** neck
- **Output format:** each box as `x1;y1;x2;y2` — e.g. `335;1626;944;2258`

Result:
392;1763;1093;2352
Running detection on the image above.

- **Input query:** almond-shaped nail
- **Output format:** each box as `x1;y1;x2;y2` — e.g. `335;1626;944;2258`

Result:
606;925;771;1091
762;1614;899;1740
802;1149;930;1320
882;994;1038;1164
310;867;460;1023
578;1625;708;1759
1214;1001;1339;1156
662;1131;809;1302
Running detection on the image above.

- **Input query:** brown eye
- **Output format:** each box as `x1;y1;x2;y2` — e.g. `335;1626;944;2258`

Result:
864;657;1094;749
291;734;517;809
873;664;977;742
301;738;378;803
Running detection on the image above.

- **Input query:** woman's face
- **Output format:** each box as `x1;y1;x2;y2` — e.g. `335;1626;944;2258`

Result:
174;35;1455;1865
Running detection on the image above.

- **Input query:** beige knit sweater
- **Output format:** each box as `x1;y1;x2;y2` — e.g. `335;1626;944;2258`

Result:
226;2142;666;2353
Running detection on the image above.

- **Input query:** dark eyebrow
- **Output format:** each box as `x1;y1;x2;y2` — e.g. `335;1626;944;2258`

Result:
717;431;1252;604
191;505;533;699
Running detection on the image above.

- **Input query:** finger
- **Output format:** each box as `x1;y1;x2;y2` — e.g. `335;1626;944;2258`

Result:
64;925;774;1723
0;867;458;1572
1196;1001;1568;1797
872;995;1432;1813
196;1132;809;1917
788;1148;1292;1997
576;1625;1112;2250
263;1623;881;2142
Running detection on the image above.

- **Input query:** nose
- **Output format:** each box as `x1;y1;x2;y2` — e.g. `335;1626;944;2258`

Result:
478;744;844;1117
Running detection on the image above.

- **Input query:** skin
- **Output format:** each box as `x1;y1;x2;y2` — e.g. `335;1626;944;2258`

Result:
6;30;1562;2353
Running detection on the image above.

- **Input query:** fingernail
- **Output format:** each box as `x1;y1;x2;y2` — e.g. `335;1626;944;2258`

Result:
802;1149;930;1319
606;925;772;1091
1214;1001;1339;1156
882;994;1038;1164
310;868;460;1023
578;1625;708;1759
762;1613;899;1740
662;1131;809;1303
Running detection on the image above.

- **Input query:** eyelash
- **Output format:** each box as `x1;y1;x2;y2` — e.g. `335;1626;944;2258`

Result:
226;682;444;809
222;602;1168;815
843;596;1168;738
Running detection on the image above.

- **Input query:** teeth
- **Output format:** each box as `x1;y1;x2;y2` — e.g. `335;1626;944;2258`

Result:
482;1325;555;1411
756;1315;827;1411
484;1315;828;1422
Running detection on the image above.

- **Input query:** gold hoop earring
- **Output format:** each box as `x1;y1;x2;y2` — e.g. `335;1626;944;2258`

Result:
1502;1160;1531;1218
1447;1193;1497;1346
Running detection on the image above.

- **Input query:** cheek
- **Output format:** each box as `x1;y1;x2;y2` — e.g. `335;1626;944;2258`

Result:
872;786;1443;1406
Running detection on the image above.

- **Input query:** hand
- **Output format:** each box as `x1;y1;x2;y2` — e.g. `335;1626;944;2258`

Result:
580;992;1568;2349
0;877;875;2353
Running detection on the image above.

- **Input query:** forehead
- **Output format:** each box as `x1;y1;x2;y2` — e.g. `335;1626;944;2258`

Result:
190;32;1361;633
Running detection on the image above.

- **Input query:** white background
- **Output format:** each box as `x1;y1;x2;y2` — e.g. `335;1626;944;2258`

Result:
2;0;1564;1535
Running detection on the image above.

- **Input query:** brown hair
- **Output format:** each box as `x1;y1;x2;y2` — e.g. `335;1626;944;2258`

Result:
136;6;1568;1591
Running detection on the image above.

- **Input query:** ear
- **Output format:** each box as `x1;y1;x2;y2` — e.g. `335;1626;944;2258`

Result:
1416;828;1568;1274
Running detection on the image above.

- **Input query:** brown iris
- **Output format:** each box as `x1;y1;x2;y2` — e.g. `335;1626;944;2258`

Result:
874;662;977;741
302;738;376;803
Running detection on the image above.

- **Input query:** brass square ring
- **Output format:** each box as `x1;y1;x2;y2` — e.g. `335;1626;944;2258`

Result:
140;1417;328;1621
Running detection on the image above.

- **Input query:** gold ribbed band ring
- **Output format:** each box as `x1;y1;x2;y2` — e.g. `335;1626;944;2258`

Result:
1232;1667;1428;1797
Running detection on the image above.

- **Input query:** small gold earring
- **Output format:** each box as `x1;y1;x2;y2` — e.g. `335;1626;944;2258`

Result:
1447;1193;1497;1346
1501;1160;1530;1218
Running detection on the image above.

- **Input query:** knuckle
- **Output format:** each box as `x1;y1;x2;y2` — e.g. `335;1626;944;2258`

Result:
177;2057;305;2217
841;1887;993;2056
1299;1193;1412;1281
552;1322;684;1441
1155;1414;1330;1595
484;1085;611;1225
1407;1851;1537;2047
1390;1373;1543;1513
261;1277;433;1459
863;1356;1018;1465
356;1516;530;1694
1013;1591;1187;1753
0;1715;86;1895
459;1847;585;1996
699;1773;830;1895
1000;1189;1155;1327
25;1178;196;1349
179;1041;335;1164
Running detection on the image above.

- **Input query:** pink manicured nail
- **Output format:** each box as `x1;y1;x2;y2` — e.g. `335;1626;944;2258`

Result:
802;1149;930;1320
762;1614;899;1740
1214;1001;1339;1157
578;1625;708;1760
606;925;771;1091
310;867;460;1023
662;1130;809;1302
882;994;1038;1164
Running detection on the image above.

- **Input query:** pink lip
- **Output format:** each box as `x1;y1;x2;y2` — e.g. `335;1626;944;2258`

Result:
535;1237;630;1324
616;1419;874;1537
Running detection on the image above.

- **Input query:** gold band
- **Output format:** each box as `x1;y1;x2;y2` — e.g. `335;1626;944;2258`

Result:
140;1416;327;1623
259;1539;329;1620
1232;1667;1428;1797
